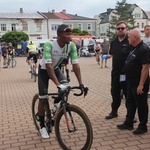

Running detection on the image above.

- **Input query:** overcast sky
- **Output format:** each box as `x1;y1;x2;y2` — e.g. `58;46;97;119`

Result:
0;0;149;18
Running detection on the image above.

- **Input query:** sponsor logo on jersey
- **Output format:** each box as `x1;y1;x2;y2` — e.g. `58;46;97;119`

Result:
45;46;51;51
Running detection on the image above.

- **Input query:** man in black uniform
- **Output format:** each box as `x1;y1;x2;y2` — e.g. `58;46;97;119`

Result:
105;21;130;119
117;28;150;135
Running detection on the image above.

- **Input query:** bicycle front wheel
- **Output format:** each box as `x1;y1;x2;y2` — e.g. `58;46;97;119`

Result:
32;93;40;131
9;58;17;68
55;104;93;150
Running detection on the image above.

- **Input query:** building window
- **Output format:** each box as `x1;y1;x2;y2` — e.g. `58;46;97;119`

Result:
22;23;28;31
66;24;73;28
137;23;139;28
11;23;16;31
1;24;7;31
87;23;92;30
134;13;141;18
36;23;42;32
142;23;144;28
51;24;59;31
78;23;82;30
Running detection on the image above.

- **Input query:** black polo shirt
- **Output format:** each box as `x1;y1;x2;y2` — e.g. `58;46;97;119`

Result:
109;35;131;76
124;41;149;82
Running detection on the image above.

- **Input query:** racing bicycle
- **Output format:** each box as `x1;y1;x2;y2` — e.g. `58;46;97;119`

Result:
6;55;17;68
32;86;93;150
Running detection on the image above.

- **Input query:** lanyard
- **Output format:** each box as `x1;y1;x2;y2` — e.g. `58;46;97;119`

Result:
125;47;136;64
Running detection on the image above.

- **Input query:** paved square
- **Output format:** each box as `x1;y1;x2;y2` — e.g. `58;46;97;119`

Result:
0;57;150;150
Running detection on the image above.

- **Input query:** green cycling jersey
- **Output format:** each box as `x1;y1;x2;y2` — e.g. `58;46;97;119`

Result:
39;40;78;70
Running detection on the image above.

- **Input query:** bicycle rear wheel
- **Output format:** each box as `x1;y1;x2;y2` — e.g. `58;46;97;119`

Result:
32;94;52;134
9;58;17;68
55;104;93;150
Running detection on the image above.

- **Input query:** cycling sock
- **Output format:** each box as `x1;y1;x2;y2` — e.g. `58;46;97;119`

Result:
39;116;45;128
66;69;69;77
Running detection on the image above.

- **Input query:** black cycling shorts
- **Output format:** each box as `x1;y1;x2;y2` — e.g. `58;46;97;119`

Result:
38;65;69;99
27;53;38;63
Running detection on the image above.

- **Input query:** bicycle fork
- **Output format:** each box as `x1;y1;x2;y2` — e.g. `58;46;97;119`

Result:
62;104;76;133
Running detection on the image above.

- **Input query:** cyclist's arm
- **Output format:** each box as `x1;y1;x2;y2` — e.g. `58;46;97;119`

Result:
72;64;82;85
69;42;82;85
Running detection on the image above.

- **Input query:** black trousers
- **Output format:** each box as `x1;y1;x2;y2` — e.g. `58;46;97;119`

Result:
124;83;149;128
111;75;127;114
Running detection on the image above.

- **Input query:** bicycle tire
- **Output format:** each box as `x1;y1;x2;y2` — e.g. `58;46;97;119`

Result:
32;93;53;134
9;58;17;68
54;104;93;150
32;93;40;131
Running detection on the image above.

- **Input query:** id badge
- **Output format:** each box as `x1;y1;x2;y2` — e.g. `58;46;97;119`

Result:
120;75;126;82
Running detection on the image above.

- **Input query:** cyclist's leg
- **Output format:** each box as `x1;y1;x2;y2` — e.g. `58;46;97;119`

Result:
38;65;50;138
33;53;38;74
101;54;104;68
27;53;32;72
3;56;7;68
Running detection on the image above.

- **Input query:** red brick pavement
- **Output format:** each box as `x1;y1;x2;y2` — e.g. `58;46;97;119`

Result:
0;57;150;150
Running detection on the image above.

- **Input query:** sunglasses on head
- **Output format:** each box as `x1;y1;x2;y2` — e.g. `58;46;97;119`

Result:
117;27;126;30
63;27;72;32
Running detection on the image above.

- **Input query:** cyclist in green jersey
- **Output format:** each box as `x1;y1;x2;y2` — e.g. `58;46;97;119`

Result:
38;24;85;139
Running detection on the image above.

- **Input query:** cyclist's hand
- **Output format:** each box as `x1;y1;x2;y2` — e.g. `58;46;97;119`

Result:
79;84;84;91
57;84;68;91
79;84;89;97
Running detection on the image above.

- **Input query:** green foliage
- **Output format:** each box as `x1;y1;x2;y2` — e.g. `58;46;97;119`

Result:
72;28;91;36
108;0;136;41
2;31;29;45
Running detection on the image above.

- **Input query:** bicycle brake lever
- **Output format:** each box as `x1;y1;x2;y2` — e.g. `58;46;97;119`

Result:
84;87;89;97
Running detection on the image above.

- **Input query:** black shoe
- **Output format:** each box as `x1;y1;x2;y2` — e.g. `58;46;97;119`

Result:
133;128;147;135
117;124;134;130
105;113;118;119
133;117;137;123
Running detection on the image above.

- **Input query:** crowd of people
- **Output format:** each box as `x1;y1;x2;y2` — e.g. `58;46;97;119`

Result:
0;42;15;68
105;22;150;135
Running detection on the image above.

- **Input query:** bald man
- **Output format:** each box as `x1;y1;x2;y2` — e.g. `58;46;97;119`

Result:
117;28;150;135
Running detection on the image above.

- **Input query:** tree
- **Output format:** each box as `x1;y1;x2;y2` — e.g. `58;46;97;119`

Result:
72;28;91;36
2;31;29;45
107;0;136;41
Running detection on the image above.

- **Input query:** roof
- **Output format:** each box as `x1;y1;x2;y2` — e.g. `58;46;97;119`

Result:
55;12;72;20
40;12;60;19
0;12;44;19
145;11;150;19
68;14;96;20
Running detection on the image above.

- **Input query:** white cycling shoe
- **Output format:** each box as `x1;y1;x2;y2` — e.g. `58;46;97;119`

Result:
39;127;50;139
